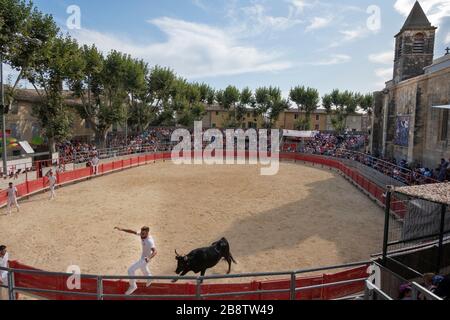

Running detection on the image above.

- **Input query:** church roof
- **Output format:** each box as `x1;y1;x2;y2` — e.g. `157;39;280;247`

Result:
400;1;433;30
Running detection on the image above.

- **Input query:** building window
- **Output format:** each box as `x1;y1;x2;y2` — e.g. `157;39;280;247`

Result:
294;114;299;120
413;33;425;54
315;124;320;130
316;115;320;121
440;109;449;141
216;112;219;116
84;121;91;129
396;37;403;59
212;123;216;128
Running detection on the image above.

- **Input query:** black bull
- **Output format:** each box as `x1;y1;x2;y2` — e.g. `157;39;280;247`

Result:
174;238;237;282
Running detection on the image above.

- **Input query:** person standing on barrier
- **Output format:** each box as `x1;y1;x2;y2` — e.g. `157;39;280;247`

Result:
0;245;9;300
91;154;100;175
47;170;57;200
6;183;20;215
115;226;157;295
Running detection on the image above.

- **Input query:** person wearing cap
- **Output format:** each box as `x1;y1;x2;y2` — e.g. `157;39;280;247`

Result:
433;275;450;300
0;245;9;300
115;226;157;295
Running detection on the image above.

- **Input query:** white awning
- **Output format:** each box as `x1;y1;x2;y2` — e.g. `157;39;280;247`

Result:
19;141;35;154
432;105;450;110
283;130;319;138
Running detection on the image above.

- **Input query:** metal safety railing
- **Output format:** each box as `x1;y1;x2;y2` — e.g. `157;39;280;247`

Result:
0;261;371;301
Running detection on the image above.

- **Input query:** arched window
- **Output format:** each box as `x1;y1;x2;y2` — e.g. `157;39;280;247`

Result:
413;33;425;54
396;37;403;59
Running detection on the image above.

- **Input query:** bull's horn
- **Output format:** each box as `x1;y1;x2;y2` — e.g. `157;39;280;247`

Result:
175;249;181;257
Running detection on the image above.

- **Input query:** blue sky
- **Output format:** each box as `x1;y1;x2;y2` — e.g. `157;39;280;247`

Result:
12;0;450;97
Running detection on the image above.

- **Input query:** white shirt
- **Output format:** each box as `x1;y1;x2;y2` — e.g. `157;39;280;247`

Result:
141;236;156;261
0;252;9;279
7;187;17;200
48;175;57;186
92;157;100;166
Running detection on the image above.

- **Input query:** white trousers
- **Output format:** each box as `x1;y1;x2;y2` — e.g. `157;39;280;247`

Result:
49;185;56;199
0;273;9;300
128;259;151;288
7;198;19;214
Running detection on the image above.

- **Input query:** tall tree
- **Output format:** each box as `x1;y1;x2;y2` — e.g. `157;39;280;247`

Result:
322;89;359;132
255;86;289;128
28;35;83;152
289;86;319;130
1;0;59;111
222;85;240;127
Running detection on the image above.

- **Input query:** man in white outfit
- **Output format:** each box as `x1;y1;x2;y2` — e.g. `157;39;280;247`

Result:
91;154;100;175
115;226;157;295
6;183;20;215
0;245;9;300
47;170;57;200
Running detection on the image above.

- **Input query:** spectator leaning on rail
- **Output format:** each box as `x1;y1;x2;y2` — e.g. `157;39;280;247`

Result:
0;245;9;300
437;159;449;182
421;273;450;300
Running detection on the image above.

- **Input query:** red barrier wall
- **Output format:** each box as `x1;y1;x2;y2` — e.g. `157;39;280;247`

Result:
9;261;368;300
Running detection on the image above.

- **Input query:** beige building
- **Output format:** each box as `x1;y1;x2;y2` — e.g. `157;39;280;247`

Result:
6;89;95;143
275;109;328;131
202;106;265;129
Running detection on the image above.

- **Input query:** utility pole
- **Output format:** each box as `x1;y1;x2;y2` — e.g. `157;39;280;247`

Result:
0;52;8;175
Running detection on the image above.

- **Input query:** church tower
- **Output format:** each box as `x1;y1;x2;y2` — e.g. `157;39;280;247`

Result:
393;1;437;83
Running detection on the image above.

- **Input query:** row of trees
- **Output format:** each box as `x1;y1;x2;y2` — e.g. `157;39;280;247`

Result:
1;0;373;151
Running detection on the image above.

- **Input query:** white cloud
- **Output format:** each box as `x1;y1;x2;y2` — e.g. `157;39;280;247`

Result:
375;67;393;78
191;0;207;10
305;16;332;32
241;4;303;32
369;51;394;65
287;0;315;15
70;17;292;79
394;0;450;27
311;54;352;66
340;27;370;41
446;32;450;44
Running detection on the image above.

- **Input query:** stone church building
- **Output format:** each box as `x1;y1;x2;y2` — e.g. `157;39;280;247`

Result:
371;1;450;168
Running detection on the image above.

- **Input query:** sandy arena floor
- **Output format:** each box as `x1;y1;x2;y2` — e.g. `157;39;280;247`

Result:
0;162;385;280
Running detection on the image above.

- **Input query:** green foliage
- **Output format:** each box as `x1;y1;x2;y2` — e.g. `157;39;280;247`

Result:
289;86;319;130
28;35;83;149
322;89;370;132
254;86;288;128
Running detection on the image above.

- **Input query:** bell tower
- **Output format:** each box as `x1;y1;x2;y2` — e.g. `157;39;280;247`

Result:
393;1;437;83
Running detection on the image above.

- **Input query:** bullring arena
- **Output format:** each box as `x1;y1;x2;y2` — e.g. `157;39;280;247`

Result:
0;161;384;279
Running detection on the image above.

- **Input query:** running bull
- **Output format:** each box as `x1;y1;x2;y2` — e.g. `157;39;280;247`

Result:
173;238;237;282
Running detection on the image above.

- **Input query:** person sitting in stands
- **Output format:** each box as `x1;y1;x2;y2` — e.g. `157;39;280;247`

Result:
399;284;413;300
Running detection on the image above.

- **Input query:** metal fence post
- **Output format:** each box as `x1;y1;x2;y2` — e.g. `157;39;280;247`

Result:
382;186;393;265
8;270;15;301
97;276;103;300
437;204;447;274
290;273;296;300
196;279;202;300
